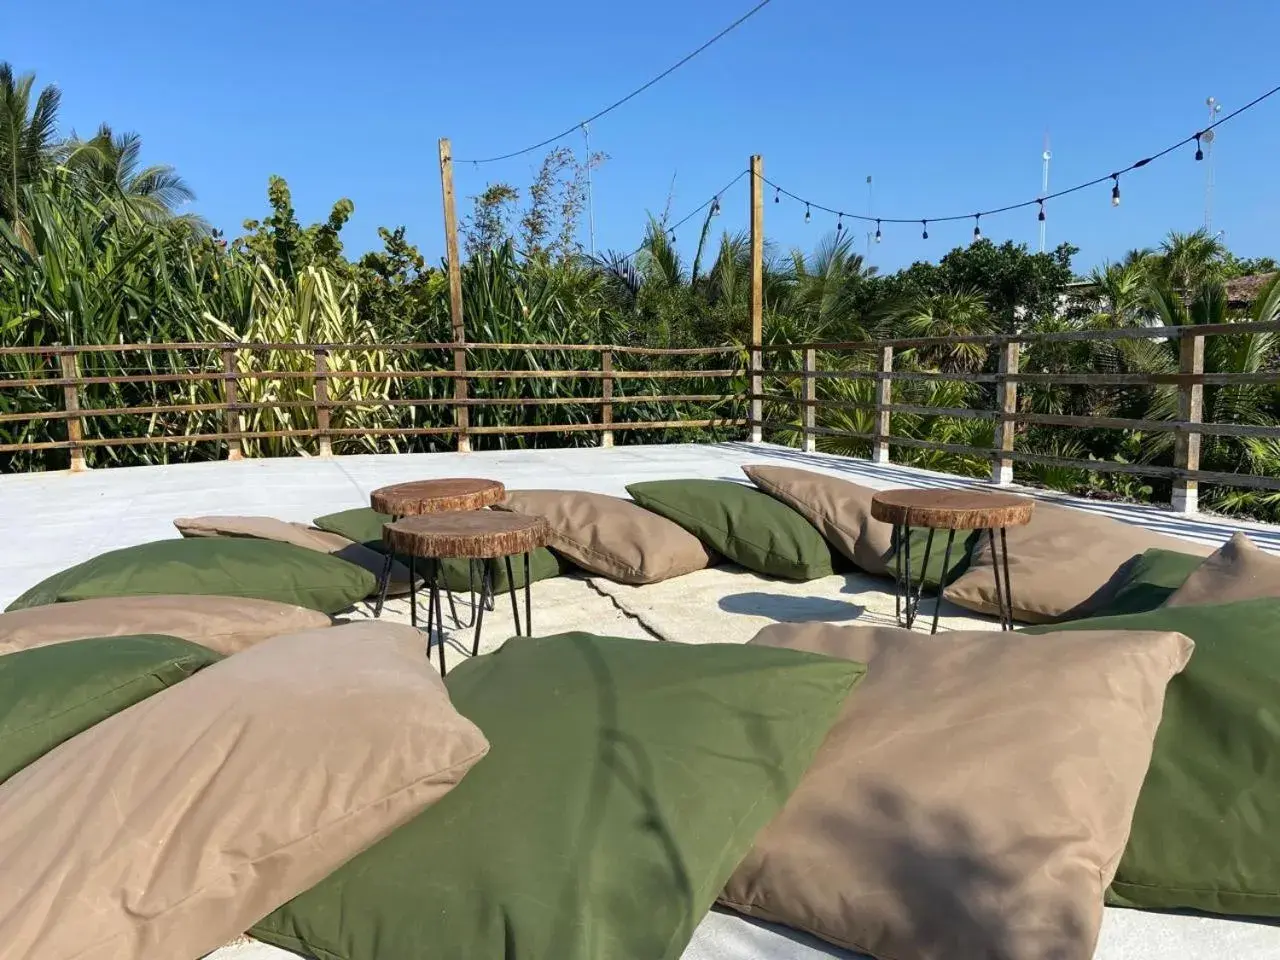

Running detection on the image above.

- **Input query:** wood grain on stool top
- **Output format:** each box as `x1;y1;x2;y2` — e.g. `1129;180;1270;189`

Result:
370;478;505;516
870;489;1035;530
384;512;551;559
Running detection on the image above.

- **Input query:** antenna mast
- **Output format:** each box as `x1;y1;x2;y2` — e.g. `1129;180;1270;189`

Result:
1203;97;1222;232
1039;132;1051;253
582;123;596;257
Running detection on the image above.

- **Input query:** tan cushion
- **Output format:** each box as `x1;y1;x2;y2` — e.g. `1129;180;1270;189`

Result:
0;594;331;656
722;621;1192;960
0;621;488;960
743;465;893;575
1165;532;1280;607
175;516;415;595
943;502;1213;623
495;489;714;584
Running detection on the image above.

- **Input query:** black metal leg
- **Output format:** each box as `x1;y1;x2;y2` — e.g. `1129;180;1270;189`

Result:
431;559;447;675
424;558;436;642
911;528;936;628
902;522;914;628
504;555;522;636
524;552;532;636
1000;527;1014;631
408;554;418;628
930;529;957;636
988;529;1009;631
471;560;493;657
893;524;903;623
373;549;394;618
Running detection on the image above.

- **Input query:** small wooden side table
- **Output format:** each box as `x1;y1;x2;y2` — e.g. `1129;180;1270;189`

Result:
384;512;551;673
369;478;505;619
870;489;1034;633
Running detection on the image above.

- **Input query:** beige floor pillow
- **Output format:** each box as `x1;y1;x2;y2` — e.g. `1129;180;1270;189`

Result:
721;621;1192;960
175;516;415;595
495;489;715;584
943;501;1212;623
0;621;488;960
0;594;331;656
743;465;894;576
1165;532;1280;607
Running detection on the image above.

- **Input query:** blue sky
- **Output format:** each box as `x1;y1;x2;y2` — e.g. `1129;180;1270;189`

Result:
7;0;1279;275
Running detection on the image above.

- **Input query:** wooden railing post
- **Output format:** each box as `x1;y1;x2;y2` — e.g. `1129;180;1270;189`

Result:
221;347;243;461
438;138;470;453
1172;332;1205;514
993;340;1020;485
58;350;86;472
872;346;893;464
748;154;764;444
314;348;332;457
802;348;816;453
600;350;614;448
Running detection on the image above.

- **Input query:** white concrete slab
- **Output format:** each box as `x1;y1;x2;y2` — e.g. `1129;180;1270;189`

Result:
3;441;1275;608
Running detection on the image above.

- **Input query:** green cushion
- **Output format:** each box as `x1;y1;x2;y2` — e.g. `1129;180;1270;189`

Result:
1083;547;1204;618
313;507;570;590
5;539;376;615
626;480;837;580
1027;599;1280;917
253;632;864;960
893;527;981;590
0;634;220;784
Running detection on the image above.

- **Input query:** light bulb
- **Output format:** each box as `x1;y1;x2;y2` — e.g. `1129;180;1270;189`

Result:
1111;176;1121;207
836;214;843;233
1037;202;1046;223
921;220;929;240
874;220;882;243
1194;135;1204;161
972;215;981;241
774;187;780;203
804;203;811;224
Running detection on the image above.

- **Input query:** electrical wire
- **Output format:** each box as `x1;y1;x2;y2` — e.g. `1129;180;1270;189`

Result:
456;0;778;165
612;168;750;262
762;81;1280;227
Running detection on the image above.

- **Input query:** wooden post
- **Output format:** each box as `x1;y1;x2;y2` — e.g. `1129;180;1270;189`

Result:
221;347;243;461
802;348;816;453
314;348;332;457
59;351;86;472
600;350;614;448
873;346;893;464
1172;333;1205;514
748;154;764;444
993;341;1020;485
439;137;470;453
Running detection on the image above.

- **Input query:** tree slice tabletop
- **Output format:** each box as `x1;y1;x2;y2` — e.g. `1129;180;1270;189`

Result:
870;488;1035;531
370;478;505;516
384;512;552;560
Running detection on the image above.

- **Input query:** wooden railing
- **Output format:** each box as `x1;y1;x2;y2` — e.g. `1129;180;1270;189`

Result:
758;320;1280;515
0;341;745;466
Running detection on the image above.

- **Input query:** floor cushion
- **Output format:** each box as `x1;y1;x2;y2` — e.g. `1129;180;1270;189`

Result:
176;515;415;596
495;489;715;584
0;634;218;784
721;621;1192;960
1082;548;1205;618
626;479;838;581
5;538;377;615
251;633;864;960
943;501;1212;623
1166;532;1280;607
313;507;568;591
1030;599;1280;917
0;622;489;960
742;465;895;576
0;594;331;656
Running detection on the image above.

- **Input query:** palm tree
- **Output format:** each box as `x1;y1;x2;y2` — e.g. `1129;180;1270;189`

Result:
1153;229;1228;293
890;288;995;373
65;124;197;224
0;63;61;227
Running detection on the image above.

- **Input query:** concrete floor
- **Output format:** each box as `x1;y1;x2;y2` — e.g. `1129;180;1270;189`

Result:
3;440;1275;608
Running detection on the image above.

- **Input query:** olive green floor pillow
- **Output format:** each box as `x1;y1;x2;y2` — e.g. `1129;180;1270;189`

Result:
313;507;569;591
1080;547;1205;619
0;634;219;784
6;539;375;615
893;527;981;590
1028;598;1280;917
252;632;864;960
626;480;838;580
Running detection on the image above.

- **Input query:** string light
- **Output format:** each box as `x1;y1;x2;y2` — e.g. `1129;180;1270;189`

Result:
774;186;780;203
972;214;982;241
836;213;844;233
921;220;929;240
1111;174;1121;207
1037;200;1046;222
710;195;721;217
874;219;882;243
804;203;811;224
1194;133;1204;161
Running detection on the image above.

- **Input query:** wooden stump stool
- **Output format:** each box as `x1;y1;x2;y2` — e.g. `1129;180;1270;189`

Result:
871;489;1034;633
384;512;551;674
